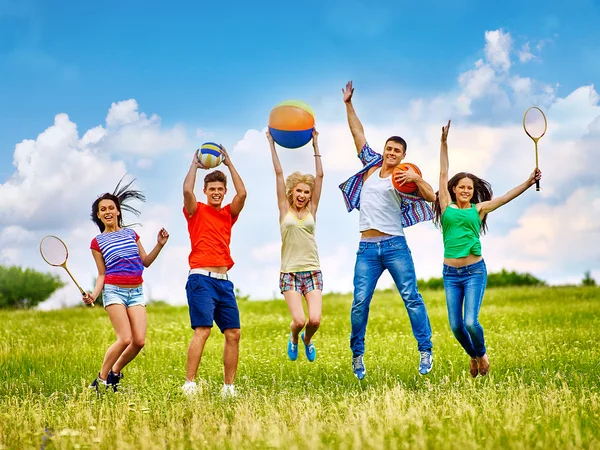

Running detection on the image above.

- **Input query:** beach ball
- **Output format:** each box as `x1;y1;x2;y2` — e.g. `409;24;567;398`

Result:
197;142;224;168
268;100;315;149
392;163;422;194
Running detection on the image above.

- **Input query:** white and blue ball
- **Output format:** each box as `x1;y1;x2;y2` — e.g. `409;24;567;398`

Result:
197;142;224;168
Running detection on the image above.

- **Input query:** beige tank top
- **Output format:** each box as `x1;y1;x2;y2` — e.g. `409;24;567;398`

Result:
280;210;320;273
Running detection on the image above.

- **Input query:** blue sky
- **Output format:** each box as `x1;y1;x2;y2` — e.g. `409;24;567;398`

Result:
1;0;600;306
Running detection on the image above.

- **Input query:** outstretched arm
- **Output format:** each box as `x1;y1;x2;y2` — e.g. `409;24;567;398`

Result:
477;168;542;217
183;150;205;217
343;81;367;154
438;120;452;213
267;130;288;214
220;146;247;217
310;129;324;216
137;228;170;268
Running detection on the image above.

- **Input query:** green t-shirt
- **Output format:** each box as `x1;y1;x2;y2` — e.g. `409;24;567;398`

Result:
441;203;482;258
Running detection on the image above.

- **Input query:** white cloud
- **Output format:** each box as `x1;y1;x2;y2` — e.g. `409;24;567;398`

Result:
2;28;600;310
518;42;535;63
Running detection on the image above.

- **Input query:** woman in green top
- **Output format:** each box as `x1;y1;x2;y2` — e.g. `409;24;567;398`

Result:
267;128;324;363
433;121;542;377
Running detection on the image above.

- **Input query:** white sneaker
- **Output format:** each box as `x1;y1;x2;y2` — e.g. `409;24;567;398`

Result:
181;381;198;397
222;384;237;399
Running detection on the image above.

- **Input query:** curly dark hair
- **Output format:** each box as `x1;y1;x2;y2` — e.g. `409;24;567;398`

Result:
91;175;146;232
433;172;493;234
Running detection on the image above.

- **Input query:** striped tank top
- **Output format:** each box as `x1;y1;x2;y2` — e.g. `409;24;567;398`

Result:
90;228;144;285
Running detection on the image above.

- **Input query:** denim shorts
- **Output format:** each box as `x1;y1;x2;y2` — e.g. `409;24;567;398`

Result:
186;274;240;332
103;285;145;309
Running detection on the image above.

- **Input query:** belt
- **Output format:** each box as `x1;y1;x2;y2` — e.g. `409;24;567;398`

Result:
189;268;229;280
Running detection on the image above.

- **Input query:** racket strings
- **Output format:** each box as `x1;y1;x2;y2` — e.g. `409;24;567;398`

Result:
524;108;547;139
40;236;68;266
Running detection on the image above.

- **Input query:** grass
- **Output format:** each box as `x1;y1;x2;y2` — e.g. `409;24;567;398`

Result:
1;286;599;449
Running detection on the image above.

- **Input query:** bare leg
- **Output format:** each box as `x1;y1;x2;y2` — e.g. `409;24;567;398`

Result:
283;290;305;344
99;305;132;379
186;327;211;382
112;305;147;374
223;328;241;385
303;289;322;344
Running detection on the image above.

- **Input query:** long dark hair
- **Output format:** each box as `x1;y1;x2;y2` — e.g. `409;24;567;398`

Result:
433;172;493;234
91;176;146;232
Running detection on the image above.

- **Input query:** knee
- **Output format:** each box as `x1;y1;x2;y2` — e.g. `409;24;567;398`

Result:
307;316;321;329
194;327;211;341
132;337;145;349
449;321;463;336
291;317;306;330
118;336;132;347
224;328;241;344
464;318;480;334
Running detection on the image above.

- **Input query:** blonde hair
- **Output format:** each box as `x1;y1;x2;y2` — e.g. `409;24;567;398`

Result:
285;171;315;205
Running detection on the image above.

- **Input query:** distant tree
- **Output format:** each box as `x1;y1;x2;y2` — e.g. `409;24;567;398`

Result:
582;271;597;287
417;269;546;290
0;265;65;309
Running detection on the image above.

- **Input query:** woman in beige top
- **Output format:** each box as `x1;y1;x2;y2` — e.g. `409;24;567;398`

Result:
267;128;324;362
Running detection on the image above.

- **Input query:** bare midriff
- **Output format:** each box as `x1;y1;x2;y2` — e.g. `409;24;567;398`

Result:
197;266;228;274
360;229;391;238
443;254;483;267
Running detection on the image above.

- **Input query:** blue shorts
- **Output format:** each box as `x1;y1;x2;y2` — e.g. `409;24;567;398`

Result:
185;274;240;332
103;285;145;309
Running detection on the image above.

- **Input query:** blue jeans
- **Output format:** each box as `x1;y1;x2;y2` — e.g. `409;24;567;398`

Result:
443;259;487;358
350;236;433;356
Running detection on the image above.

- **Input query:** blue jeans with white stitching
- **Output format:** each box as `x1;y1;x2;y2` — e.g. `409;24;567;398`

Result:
443;259;487;358
350;236;433;357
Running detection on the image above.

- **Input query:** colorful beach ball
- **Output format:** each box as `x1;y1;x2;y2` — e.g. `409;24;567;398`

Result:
268;100;315;149
197;142;224;168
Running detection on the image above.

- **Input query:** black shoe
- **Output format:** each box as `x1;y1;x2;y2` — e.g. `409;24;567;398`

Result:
107;370;123;392
89;374;107;392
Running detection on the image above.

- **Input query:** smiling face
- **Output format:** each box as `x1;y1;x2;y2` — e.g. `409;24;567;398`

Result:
97;199;120;228
204;181;227;208
382;140;406;168
452;177;475;203
291;182;312;210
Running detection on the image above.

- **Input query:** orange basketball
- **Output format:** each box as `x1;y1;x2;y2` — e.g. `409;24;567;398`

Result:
392;163;422;194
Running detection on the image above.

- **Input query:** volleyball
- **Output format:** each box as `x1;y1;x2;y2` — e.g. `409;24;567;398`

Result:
392;163;422;194
197;142;224;168
268;100;315;149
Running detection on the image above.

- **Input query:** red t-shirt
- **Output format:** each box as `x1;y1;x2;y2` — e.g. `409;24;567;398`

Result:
184;202;239;270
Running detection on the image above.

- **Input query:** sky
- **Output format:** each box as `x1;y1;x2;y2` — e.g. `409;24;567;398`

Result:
1;0;599;308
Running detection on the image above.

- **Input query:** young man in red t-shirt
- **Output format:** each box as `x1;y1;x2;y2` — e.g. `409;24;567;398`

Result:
181;145;247;398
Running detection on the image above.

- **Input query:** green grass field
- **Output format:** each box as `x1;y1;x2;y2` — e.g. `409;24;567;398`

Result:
1;286;599;449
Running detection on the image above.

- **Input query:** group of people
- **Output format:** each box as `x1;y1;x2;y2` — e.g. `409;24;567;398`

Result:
82;81;542;396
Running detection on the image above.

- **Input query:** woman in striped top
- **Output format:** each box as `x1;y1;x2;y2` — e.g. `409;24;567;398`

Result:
83;179;169;391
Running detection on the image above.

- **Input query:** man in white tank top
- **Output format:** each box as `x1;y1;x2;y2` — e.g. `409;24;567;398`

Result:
341;81;436;380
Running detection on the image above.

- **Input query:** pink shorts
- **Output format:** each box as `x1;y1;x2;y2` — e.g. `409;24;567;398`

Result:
279;271;323;296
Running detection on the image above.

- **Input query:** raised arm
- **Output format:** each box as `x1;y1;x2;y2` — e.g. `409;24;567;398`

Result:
438;120;452;214
183;150;205;217
477;168;542;217
310;129;324;216
137;228;170;268
266;130;288;216
343;81;367;154
220;145;247;217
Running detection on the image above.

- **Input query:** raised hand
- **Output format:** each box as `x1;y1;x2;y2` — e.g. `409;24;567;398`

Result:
157;227;170;246
528;168;542;186
266;130;275;146
219;145;232;167
193;149;208;170
312;128;319;148
342;81;354;103
441;120;451;143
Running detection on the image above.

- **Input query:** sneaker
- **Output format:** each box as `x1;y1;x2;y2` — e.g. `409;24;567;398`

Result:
222;384;237;399
418;350;433;375
107;370;123;392
89;374;107;392
287;333;298;361
181;381;198;397
300;332;316;362
352;355;366;380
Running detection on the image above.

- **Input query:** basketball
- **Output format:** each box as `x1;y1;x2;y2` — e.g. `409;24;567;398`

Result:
268;100;315;149
392;163;422;194
197;142;224;168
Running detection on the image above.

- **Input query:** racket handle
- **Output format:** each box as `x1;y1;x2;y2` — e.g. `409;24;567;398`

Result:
536;179;540;191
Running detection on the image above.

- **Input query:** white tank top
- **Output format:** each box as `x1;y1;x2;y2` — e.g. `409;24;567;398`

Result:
359;168;405;236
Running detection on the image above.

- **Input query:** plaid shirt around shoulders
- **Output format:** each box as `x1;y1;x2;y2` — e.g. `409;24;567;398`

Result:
338;142;434;228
